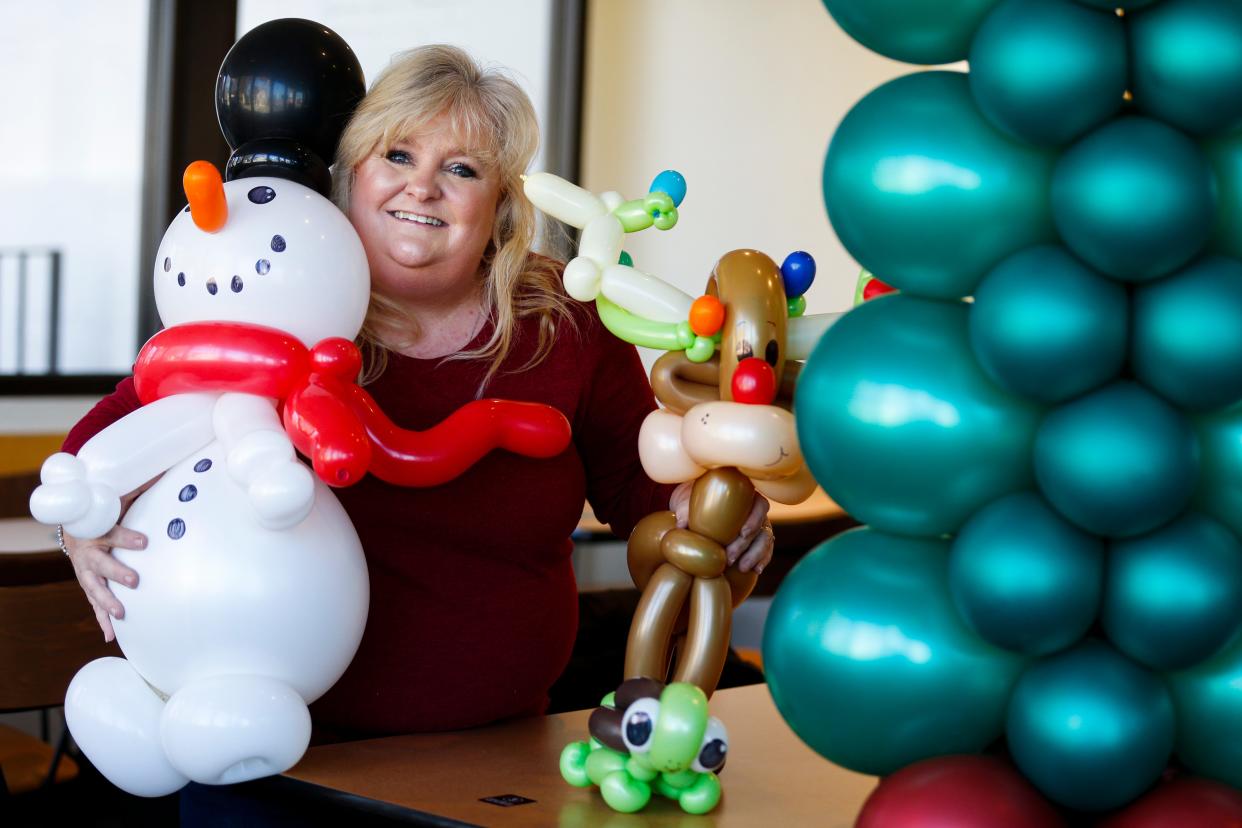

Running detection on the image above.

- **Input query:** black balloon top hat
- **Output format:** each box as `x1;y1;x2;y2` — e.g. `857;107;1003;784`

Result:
215;18;365;196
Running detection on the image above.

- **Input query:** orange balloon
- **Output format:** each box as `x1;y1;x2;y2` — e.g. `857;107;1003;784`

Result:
689;295;725;337
183;161;228;233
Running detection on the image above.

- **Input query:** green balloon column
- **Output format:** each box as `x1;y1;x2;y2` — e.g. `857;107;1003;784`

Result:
764;0;1242;820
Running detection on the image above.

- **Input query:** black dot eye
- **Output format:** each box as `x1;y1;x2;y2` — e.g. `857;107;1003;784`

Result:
764;340;779;366
179;485;197;502
177;272;185;287
167;518;186;540
625;712;652;747
256;259;270;275
698;739;726;772
194;459;212;473
248;186;276;204
206;279;218;295
183;205;190;212
231;275;243;293
163;257;171;272
271;235;286;252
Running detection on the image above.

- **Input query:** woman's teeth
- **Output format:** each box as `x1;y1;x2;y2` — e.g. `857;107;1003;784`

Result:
391;211;444;226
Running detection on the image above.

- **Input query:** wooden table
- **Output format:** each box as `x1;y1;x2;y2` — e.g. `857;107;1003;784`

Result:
277;684;877;826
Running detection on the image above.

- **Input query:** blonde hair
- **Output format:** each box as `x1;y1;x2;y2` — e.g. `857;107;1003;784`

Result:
332;44;574;389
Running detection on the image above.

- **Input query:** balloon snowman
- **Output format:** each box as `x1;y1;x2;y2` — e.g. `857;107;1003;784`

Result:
763;0;1242;823
28;19;570;798
525;170;840;813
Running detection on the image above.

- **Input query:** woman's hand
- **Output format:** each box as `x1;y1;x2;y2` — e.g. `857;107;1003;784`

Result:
669;482;774;574
63;478;158;641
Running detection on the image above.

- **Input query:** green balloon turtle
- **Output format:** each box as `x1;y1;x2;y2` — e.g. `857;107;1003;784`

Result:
559;678;728;814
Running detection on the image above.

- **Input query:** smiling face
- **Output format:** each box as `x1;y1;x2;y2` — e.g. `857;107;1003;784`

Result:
709;249;788;401
346;112;502;306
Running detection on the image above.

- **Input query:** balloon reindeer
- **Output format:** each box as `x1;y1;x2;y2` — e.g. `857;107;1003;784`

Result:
524;173;839;697
28;21;570;799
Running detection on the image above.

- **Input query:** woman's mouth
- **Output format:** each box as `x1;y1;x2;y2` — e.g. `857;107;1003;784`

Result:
389;210;445;227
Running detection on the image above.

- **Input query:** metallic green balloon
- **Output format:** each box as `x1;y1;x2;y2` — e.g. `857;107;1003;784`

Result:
1104;512;1242;671
1034;381;1200;538
763;527;1027;776
824;71;1056;300
1166;632;1242;788
970;245;1128;404
820;0;1000;65
796;294;1043;537
1194;405;1242;540
1204;130;1242;261
1052;116;1218;283
950;492;1104;656
1133;256;1242;411
1131;0;1242;135
1006;640;1175;811
969;0;1126;146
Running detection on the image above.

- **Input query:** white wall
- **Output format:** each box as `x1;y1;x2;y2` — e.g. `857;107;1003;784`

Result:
580;0;919;336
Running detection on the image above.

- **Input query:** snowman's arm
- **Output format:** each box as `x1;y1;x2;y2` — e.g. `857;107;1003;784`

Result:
30;393;219;538
213;393;314;530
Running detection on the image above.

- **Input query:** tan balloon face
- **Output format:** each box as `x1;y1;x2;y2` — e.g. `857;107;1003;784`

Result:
709;249;788;402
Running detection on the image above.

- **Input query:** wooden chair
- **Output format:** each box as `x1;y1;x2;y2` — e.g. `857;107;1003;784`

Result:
0;472;122;798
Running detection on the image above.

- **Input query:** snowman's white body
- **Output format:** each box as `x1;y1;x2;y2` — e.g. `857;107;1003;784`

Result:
30;175;372;797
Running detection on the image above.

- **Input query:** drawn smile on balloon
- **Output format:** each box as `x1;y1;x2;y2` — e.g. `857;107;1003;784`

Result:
765;446;790;467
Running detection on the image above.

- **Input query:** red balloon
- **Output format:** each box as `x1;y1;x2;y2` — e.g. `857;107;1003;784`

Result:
731;356;777;405
1100;777;1242;828
858;755;1064;828
863;277;897;301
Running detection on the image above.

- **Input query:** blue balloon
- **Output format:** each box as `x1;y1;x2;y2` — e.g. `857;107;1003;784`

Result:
763;527;1026;776
824;71;1056;300
1131;0;1242;136
780;251;816;298
1104;512;1242;671
969;0;1126;146
970;245;1128;404
1074;0;1159;8
821;0;1001;64
950;492;1103;656
1035;381;1200;538
1052;116;1218;283
1195;405;1242;541
1166;633;1242;789
648;169;686;207
1006;640;1175;811
1133;256;1242;411
796;294;1043;537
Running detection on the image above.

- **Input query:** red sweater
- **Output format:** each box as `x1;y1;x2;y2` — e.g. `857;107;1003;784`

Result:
63;306;671;736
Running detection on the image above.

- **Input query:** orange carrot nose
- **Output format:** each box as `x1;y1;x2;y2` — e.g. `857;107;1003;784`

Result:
183;161;228;232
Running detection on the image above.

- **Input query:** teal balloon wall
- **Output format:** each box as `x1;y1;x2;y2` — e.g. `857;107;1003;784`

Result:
767;0;1242;817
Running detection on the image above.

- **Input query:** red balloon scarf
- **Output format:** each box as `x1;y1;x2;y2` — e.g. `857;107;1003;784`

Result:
134;322;572;487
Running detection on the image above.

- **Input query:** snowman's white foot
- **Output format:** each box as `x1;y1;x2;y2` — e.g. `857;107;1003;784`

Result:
161;675;311;785
64;657;189;797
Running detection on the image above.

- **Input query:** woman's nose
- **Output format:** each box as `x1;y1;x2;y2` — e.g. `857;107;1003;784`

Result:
406;167;440;201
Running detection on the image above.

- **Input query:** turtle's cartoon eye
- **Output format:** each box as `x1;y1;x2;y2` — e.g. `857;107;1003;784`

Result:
691;716;728;773
621;697;661;754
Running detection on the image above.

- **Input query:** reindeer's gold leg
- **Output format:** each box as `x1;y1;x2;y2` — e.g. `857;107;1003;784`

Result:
672;576;732;696
625;564;692;682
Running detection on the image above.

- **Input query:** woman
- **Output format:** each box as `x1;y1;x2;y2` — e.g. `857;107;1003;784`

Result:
60;45;773;737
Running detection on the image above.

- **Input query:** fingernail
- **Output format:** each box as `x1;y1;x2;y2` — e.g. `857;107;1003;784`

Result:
125;575;137;586
133;535;147;549
756;564;765;574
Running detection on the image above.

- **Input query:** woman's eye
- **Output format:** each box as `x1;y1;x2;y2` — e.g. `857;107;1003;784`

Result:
447;163;477;179
384;150;411;165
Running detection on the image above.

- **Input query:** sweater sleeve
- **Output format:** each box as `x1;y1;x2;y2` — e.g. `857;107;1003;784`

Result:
62;377;143;455
574;313;676;539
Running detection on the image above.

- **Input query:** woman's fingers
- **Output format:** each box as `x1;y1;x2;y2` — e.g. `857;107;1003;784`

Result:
101;524;148;552
736;522;775;574
88;597;116;642
81;571;125;621
726;495;771;559
670;481;693;528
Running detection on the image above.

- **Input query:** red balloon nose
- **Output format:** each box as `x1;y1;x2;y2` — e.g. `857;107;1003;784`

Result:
732;357;776;405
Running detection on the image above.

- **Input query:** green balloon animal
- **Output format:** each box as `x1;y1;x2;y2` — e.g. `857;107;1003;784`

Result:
560;678;728;814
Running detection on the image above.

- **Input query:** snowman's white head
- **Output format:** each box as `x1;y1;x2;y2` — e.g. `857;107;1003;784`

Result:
153;163;370;347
